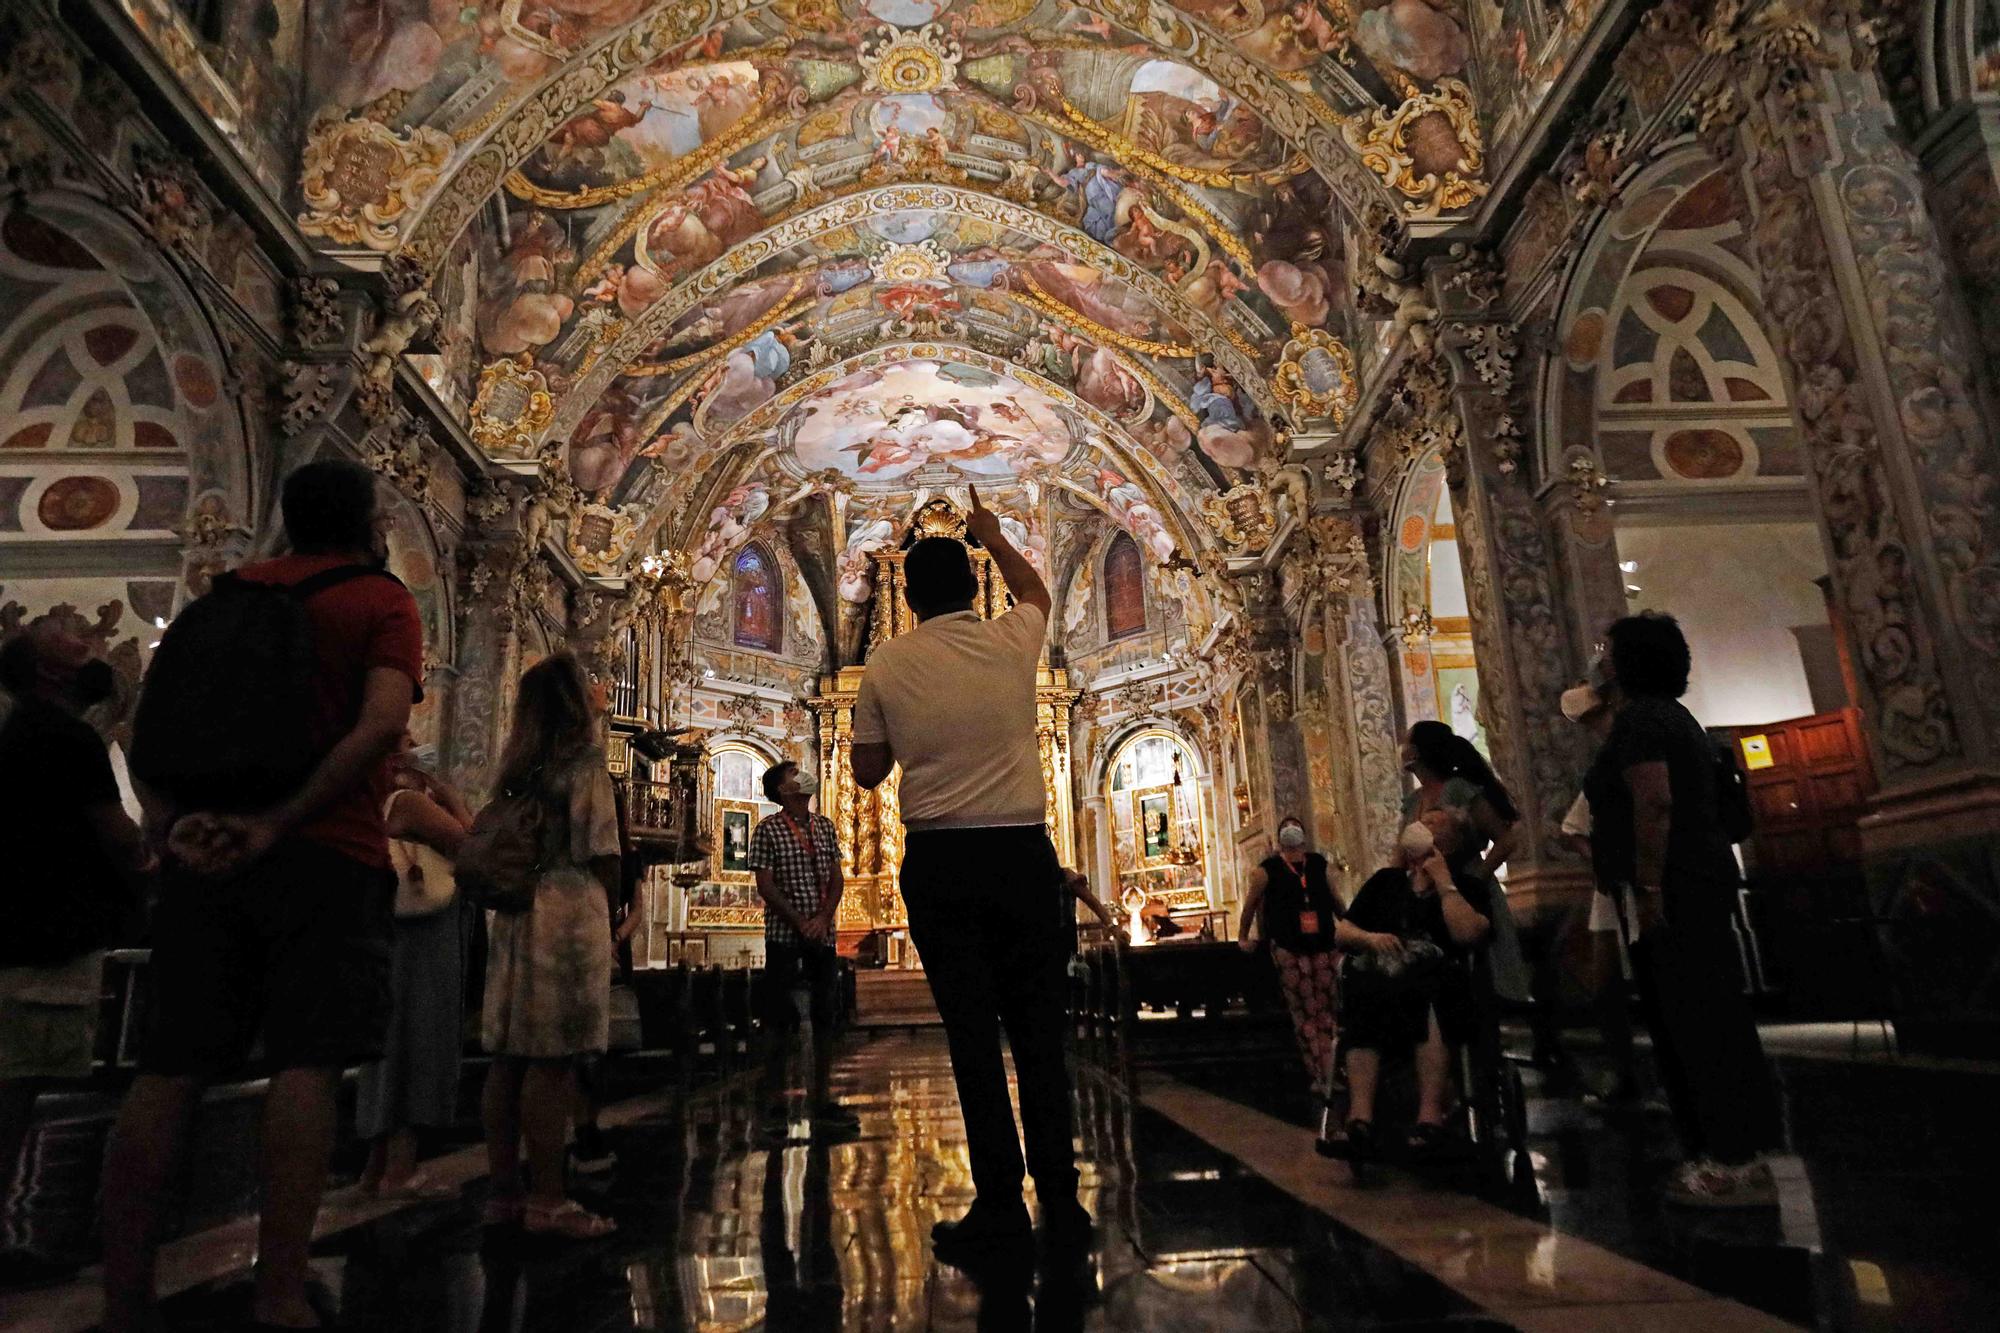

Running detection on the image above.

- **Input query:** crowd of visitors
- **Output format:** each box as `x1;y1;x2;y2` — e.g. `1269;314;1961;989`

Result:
0;458;1793;1316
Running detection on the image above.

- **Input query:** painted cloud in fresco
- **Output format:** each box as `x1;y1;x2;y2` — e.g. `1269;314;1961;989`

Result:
790;360;1072;484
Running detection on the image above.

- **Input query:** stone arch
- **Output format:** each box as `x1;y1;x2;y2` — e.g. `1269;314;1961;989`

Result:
1542;149;1801;494
0;189;254;737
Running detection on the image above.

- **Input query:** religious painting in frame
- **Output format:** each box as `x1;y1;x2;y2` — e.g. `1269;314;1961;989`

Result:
715;799;757;885
1134;785;1175;868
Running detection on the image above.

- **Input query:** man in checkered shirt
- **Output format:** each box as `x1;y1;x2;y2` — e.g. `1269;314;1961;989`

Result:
747;759;857;1143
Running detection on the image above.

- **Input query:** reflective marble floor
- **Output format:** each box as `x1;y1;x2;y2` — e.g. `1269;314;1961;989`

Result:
6;1027;1996;1331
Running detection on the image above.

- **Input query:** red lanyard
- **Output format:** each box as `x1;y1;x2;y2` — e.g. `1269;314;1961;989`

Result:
782;812;830;891
1281;855;1309;892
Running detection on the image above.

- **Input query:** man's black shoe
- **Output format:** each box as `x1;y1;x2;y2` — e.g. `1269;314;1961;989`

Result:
930;1198;1033;1254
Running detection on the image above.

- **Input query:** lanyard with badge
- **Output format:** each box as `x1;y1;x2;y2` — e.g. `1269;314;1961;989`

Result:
1283;856;1322;938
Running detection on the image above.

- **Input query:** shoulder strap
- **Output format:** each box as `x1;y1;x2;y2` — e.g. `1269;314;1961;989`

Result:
287;564;403;602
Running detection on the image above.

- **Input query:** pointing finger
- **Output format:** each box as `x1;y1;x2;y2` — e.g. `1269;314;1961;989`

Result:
968;483;983;511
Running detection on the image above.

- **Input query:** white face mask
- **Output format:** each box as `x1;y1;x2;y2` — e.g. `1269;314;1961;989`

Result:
789;770;819;798
1398;821;1435;859
1277;824;1307;850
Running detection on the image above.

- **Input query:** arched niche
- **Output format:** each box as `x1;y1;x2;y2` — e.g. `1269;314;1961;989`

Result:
1097;725;1217;936
0;191;252;740
377;488;454;746
1543;149;1844;728
1383;448;1482;751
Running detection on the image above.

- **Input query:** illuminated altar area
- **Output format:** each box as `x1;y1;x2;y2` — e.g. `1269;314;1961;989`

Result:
811;499;1078;962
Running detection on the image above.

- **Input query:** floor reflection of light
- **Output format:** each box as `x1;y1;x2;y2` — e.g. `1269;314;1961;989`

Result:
679;1254;766;1333
1530;1233;1559;1290
1850;1259;1893;1306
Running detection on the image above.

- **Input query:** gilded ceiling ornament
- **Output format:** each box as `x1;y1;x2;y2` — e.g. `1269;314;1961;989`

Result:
568;501;644;576
297;110;452;252
868;239;951;285
858;23;961;96
1016;272;1200;359
1272;327;1359;427
471;355;556;459
1398;606;1436;645
1200;483;1277;557
1340;80;1488;219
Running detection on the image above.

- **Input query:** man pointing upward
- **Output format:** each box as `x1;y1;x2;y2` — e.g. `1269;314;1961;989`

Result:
850;484;1089;1260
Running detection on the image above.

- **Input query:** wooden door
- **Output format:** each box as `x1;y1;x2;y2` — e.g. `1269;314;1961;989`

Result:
1728;709;1877;1016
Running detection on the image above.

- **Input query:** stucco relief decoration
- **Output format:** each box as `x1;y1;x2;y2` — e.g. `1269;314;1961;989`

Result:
1273;328;1359;427
472;355;557;458
569;501;644;576
1565;452;1611;513
130;146;210;253
297;111;453;252
858;23;960;95
1200;483;1276;556
1341;81;1488;219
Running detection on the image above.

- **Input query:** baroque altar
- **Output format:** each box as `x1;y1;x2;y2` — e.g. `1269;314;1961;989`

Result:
809;500;1078;945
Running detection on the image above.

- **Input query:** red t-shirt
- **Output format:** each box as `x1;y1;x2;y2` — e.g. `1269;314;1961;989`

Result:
235;553;425;869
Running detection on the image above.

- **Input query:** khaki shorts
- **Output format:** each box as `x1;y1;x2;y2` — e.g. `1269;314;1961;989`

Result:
0;952;103;1080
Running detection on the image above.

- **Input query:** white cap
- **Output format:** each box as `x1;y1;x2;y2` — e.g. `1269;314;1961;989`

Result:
1560;684;1604;723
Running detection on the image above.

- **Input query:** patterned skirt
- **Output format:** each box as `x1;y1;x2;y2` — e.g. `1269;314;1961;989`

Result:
482;871;610;1059
1271;943;1340;1096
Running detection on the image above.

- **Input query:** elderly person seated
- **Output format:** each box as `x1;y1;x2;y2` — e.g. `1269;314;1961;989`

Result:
1338;808;1492;1161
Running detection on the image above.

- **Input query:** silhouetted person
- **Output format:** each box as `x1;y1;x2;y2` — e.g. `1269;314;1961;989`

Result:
749;758;857;1143
0;623;150;1288
104;459;423;1330
850;485;1089;1261
1585;612;1779;1206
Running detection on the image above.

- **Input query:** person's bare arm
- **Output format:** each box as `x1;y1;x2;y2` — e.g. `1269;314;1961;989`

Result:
1073;878;1114;928
851;742;893;790
1471;793;1517;879
1237;867;1267;950
85;802;154;889
964;484;1050;614
423;773;475;827
1333;916;1404;959
174;666;414;874
386;787;469;857
755;865;816;939
1439;880;1491;945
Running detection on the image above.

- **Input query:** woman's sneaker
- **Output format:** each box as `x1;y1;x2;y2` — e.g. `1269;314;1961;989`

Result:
1664;1159;1777;1208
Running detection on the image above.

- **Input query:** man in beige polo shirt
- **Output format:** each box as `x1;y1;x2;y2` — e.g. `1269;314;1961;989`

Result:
851;485;1089;1261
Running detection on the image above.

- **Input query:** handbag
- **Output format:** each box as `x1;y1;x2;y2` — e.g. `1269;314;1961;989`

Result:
457;769;562;914
385;790;459;919
1339;937;1447;1004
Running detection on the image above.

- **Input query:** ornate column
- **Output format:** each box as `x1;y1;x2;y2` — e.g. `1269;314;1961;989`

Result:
1412;302;1595;917
1681;0;2000;1049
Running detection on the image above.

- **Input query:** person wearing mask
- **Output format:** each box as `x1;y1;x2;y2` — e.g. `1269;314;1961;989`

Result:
1559;682;1640;1105
849;485;1089;1260
747;758;858;1145
356;735;474;1201
103;459;422;1333
0;624;151;1288
480;654;623;1239
1338;810;1492;1162
1586;613;1778;1207
1236;817;1374;1112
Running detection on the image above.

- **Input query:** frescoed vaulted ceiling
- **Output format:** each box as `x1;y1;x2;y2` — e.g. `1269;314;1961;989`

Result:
287;0;1497;611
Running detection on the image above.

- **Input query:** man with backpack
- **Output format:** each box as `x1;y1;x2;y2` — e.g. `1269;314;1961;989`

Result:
102;459;424;1332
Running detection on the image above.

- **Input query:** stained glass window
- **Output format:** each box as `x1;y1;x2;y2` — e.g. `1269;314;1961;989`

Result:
732;544;781;651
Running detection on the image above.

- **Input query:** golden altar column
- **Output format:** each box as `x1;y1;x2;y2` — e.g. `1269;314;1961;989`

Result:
808;501;1078;944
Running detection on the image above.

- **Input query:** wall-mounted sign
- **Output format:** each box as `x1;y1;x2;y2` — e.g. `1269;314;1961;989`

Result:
1739;734;1774;771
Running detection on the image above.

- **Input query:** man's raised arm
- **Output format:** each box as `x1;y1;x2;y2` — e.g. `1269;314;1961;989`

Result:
964;484;1050;616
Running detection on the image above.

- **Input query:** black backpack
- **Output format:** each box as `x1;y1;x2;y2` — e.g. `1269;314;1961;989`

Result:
130;565;393;813
1712;736;1755;844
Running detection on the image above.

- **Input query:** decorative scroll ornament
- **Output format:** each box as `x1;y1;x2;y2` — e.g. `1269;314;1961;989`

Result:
1341;80;1488;219
1398;605;1436;645
297;110;452;251
1322;452;1361;500
1272;327;1359;426
1201;483;1277;556
1566;453;1612;514
470;355;556;458
868;239;950;285
130;146;210;253
568;501;644;576
858;23;960;94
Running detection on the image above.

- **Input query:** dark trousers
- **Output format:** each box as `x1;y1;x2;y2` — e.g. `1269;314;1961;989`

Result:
1631;906;1778;1165
900;825;1078;1205
758;941;840;1116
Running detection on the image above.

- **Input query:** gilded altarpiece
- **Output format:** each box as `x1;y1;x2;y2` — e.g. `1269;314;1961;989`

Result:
809;502;1077;944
